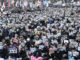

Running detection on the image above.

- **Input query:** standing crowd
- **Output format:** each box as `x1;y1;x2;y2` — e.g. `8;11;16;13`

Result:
0;6;80;60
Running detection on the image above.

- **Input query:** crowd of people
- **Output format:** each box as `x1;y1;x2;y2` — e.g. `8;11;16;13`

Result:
0;4;80;60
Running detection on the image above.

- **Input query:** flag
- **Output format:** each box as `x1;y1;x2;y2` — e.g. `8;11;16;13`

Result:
8;0;10;8
11;0;15;7
23;1;28;7
36;0;42;7
4;0;6;7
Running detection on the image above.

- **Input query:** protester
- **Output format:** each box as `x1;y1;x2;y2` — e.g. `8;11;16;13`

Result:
0;0;80;60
